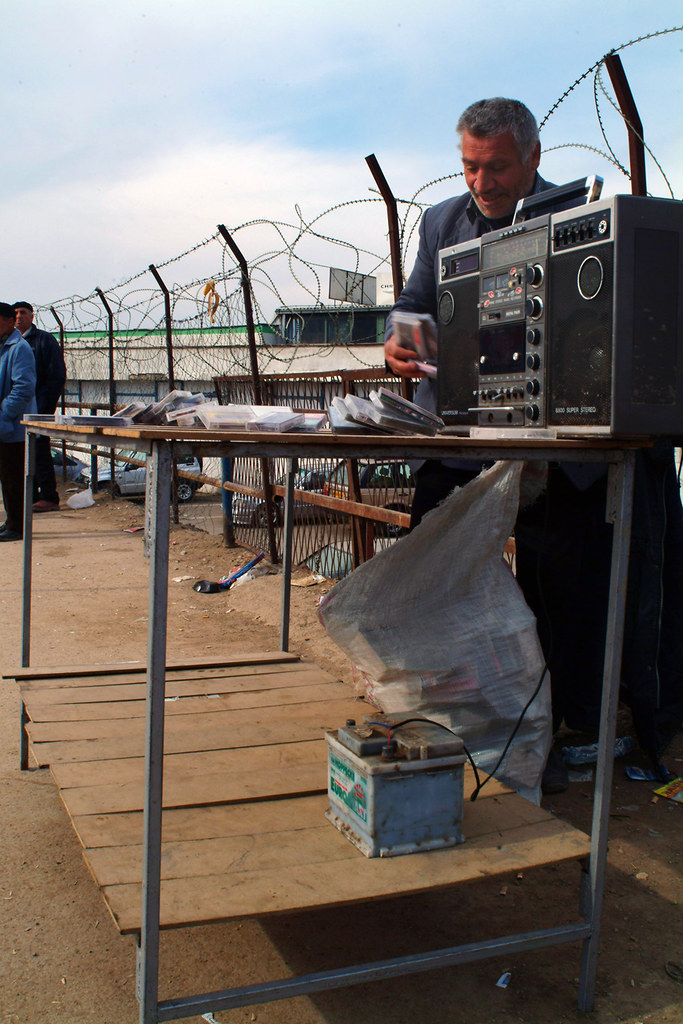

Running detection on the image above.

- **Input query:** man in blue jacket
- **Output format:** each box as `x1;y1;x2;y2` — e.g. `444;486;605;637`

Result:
0;302;37;541
13;301;66;512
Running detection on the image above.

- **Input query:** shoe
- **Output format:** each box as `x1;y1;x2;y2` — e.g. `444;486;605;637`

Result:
33;500;60;513
0;529;22;542
541;747;569;794
0;521;7;533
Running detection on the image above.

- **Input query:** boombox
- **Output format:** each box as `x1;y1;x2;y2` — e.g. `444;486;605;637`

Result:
436;194;683;436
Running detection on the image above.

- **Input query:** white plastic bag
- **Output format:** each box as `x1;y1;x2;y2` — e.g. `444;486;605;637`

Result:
318;461;551;803
66;488;95;509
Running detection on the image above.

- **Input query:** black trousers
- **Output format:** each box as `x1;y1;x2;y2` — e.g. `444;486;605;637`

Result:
0;441;26;533
34;433;59;503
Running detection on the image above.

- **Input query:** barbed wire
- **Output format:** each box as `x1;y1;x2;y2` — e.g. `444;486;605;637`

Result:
37;27;681;387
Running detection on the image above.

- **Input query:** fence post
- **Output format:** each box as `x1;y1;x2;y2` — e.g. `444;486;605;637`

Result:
148;264;179;522
96;287;117;497
216;224;279;563
603;52;647;197
365;154;412;402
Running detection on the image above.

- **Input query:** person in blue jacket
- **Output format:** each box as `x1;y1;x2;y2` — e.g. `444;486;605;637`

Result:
0;301;37;541
13;301;66;512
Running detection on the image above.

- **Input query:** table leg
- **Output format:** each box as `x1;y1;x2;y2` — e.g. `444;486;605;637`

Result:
19;432;36;769
138;441;172;1024
280;457;297;651
578;451;635;1009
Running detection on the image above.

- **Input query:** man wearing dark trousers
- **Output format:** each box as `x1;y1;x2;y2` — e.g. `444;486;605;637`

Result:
13;302;66;512
0;302;36;541
385;97;683;792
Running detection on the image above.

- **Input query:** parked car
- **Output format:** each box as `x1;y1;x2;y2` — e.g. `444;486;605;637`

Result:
80;451;203;503
50;447;88;481
324;459;414;534
230;463;337;527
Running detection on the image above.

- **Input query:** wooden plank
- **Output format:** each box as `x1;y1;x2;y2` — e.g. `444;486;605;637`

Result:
24;681;354;722
101;815;590;933
79;790;555;881
51;739;327;790
69;777;514;849
26;697;360;744
20;666;340;709
4;651;300;682
29;700;361;765
17;660;317;693
73;793;330;848
61;761;327;816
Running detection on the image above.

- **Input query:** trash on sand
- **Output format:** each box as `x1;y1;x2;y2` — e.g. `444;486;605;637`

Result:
562;736;633;766
173;575;195;583
66;488;95;509
193;552;264;594
291;569;322;588
123;526;143;533
626;764;675;782
496;971;511;988
653;776;683;804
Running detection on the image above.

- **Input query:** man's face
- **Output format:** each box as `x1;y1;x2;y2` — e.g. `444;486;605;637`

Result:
0;314;16;341
460;130;541;220
14;306;34;334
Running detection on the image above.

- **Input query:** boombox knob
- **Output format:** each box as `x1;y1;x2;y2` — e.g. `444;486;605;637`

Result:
525;404;540;422
526;378;541;396
525;296;544;319
526;263;544;287
527;327;541;346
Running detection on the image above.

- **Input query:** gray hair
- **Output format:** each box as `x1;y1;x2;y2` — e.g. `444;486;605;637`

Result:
456;98;539;161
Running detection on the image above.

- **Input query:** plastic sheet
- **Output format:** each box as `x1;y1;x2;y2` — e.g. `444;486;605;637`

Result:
319;461;552;803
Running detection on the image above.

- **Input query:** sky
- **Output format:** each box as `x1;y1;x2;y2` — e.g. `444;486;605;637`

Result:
2;1;682;323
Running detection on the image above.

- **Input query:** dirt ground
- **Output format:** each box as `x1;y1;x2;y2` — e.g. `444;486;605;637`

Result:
1;483;682;1024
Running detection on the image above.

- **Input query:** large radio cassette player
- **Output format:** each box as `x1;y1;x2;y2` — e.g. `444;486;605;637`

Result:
436;194;683;436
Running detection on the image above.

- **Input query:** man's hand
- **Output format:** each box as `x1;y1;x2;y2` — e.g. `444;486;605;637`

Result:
384;333;427;378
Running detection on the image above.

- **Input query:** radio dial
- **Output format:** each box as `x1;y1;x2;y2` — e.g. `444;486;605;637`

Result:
526;296;544;319
526;404;540;422
526;263;544;287
527;352;540;371
526;378;540;396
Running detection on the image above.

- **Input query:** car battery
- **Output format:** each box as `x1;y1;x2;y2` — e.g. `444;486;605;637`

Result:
325;714;466;857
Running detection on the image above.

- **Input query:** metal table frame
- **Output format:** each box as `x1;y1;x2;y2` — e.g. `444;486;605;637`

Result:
19;424;638;1024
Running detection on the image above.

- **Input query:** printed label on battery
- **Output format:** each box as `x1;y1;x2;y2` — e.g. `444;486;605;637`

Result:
329;753;367;822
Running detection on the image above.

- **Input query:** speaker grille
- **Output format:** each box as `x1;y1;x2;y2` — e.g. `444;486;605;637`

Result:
547;242;614;427
437;277;479;424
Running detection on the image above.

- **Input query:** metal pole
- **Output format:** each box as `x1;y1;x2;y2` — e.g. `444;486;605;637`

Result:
279;458;297;650
138;440;172;1024
603;52;647;197
148;264;179;520
216;224;279;562
365;154;412;401
96;288;117;497
216;224;263;403
365;154;404;301
578;451;635;1009
148;265;176;390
